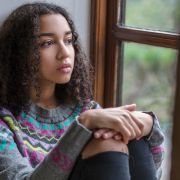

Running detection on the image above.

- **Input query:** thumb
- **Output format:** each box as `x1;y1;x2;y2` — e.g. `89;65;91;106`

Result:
120;104;136;111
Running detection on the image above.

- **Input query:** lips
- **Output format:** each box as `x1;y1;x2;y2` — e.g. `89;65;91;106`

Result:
57;64;72;73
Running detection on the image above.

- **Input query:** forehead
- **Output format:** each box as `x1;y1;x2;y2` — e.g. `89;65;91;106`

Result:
39;14;71;33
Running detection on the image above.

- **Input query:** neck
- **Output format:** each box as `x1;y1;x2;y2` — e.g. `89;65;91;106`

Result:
31;84;58;109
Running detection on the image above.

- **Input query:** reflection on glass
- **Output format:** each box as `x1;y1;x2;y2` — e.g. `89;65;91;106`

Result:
122;42;177;180
125;0;179;33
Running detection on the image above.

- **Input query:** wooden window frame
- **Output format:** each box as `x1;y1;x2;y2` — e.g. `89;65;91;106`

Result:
90;0;180;179
170;37;180;180
90;0;107;106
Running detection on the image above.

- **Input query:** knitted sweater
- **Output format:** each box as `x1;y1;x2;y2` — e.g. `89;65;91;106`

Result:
0;101;164;180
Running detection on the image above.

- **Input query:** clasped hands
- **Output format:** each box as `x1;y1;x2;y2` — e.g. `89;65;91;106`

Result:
78;104;153;144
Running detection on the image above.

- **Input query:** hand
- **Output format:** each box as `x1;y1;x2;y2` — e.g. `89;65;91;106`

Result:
93;112;153;141
131;111;153;137
78;104;144;144
119;103;137;111
93;104;137;141
94;128;123;140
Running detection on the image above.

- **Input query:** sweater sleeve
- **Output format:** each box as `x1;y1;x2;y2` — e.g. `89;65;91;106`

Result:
143;112;165;180
0;118;92;180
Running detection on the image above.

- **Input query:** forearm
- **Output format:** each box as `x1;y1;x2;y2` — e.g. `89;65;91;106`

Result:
0;120;92;180
31;120;92;179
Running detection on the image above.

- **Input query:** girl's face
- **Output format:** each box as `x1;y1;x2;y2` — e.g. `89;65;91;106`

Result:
38;14;75;86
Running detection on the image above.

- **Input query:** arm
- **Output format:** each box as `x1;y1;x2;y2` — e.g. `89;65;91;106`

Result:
0;118;92;180
78;104;144;144
143;112;165;179
92;109;164;179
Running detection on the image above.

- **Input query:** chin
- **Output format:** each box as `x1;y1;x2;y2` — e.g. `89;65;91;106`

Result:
57;77;71;84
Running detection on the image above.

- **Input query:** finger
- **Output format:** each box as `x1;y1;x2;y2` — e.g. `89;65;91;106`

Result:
120;104;136;111
123;136;129;144
130;113;144;132
94;128;109;138
114;117;132;141
117;111;142;140
114;133;122;140
126;113;143;139
102;130;117;139
121;115;137;139
108;110;141;140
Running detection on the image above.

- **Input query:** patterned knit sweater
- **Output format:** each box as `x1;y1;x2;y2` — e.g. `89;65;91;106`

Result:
0;100;164;180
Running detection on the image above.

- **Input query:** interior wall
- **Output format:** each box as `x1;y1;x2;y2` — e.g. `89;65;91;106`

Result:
0;0;90;55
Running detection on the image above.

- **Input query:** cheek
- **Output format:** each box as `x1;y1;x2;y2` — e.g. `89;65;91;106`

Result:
40;50;54;61
40;58;53;70
39;49;55;66
39;56;54;76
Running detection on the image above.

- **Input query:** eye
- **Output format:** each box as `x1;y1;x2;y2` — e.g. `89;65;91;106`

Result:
64;38;73;45
39;40;55;48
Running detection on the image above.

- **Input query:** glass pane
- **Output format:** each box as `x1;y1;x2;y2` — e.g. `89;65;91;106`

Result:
125;0;179;33
122;42;178;180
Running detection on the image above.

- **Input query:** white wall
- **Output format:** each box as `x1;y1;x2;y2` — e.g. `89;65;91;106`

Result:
0;0;90;55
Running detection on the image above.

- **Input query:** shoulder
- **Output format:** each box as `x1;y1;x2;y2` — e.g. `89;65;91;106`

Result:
0;107;18;131
0;107;14;118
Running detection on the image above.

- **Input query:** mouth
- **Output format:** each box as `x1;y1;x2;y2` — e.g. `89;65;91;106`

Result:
57;64;72;73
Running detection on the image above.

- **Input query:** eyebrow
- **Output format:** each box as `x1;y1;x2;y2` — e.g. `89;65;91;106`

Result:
38;31;72;37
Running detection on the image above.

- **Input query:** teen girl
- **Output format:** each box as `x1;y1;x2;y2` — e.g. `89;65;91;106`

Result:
0;2;164;180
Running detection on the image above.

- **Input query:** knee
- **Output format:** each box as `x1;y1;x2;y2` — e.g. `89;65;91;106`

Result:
81;138;128;159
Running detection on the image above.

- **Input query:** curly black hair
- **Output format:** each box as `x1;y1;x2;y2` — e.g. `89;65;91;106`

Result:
0;2;93;116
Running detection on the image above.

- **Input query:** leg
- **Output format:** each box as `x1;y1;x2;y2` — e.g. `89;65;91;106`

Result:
128;139;157;180
69;138;130;180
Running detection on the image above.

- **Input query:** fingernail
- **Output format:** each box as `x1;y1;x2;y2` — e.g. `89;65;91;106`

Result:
103;134;109;138
94;133;100;138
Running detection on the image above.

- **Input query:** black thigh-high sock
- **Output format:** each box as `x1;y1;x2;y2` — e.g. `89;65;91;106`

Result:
128;139;157;180
69;151;130;180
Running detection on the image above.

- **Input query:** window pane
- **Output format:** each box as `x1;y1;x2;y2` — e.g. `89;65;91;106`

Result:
122;42;177;180
125;0;179;33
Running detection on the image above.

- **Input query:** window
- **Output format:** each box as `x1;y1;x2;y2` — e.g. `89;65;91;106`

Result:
122;43;177;179
91;0;180;179
125;0;179;33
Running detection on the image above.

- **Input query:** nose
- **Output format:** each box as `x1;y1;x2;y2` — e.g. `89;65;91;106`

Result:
56;42;69;60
